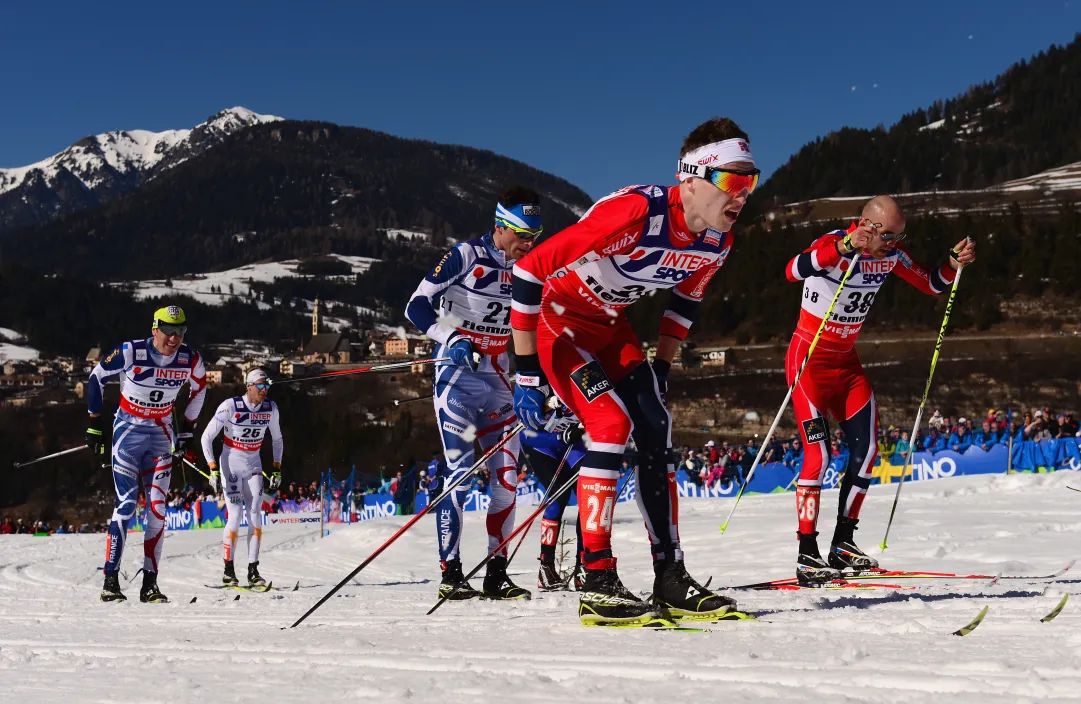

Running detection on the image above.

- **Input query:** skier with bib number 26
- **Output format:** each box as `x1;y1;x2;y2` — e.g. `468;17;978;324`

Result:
511;117;755;626
784;195;975;585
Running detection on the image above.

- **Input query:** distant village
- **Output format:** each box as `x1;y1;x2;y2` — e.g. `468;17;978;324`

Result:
0;299;433;410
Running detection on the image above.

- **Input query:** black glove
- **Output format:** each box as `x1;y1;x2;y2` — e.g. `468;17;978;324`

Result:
651;359;671;405
172;420;196;457
86;415;107;456
560;423;586;447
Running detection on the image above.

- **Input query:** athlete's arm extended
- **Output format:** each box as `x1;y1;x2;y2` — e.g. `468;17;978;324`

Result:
199;400;230;468
87;343;133;416
785;233;848;282
405;245;469;346
269;402;284;466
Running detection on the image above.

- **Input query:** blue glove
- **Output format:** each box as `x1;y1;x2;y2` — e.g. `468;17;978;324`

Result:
446;334;479;372
513;354;550;431
651;359;671;406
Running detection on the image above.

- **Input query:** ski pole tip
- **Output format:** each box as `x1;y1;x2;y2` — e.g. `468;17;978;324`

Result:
719;522;729;534
878;542;888;551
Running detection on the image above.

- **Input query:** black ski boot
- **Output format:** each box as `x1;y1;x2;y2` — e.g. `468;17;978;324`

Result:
578;563;655;626
482;556;531;600
828;517;880;572
247;561;266;587
437;559;480;601
223;560;239;586
572;559;587;592
538;559;569;592
652;559;736;621
797;531;843;586
100;571;127;603
139;571;168;603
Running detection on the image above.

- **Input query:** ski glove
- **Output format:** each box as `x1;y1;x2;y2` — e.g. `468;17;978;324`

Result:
560;423;586;447
86;415;107;456
268;469;282;492
446;333;479;372
209;470;221;494
513;354;550;431
651;359;671;406
172;420;196;457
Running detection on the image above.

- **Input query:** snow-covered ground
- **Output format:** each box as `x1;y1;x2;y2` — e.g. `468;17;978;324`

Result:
0;327;39;361
2;471;1080;703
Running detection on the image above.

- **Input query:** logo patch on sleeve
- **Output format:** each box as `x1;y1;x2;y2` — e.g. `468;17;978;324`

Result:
569;360;613;404
802;417;828;444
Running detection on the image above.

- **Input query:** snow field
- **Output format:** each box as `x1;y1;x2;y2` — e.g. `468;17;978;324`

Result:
1;470;1080;703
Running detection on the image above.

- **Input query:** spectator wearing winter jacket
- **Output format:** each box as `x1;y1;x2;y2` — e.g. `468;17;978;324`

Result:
895;431;911;458
783;439;803;469
922;429;947;453
974;421;1000;451
949;421;973;454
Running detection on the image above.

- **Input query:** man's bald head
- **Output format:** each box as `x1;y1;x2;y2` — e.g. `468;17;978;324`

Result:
861;195;905;232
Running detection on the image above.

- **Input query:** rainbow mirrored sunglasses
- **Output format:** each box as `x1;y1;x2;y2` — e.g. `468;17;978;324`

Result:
494;217;543;239
703;166;760;196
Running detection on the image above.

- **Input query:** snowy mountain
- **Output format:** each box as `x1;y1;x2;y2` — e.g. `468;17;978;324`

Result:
0;107;282;234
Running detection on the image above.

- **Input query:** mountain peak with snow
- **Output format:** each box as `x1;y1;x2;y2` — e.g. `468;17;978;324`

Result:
0;107;283;234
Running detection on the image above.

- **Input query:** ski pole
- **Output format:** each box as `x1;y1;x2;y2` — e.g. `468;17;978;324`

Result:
181;456;211;479
393;393;434;406
505;443;575;568
274;358;449;385
428;462;583;616
880;255;967;550
719;253;863;534
290;422;524;628
13;445;89;468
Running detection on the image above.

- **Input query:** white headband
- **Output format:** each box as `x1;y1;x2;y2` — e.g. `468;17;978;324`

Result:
677;138;755;181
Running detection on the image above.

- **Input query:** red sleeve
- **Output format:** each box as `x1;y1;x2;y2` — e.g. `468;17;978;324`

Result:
511;188;648;332
786;233;845;282
891;245;956;295
658;232;733;340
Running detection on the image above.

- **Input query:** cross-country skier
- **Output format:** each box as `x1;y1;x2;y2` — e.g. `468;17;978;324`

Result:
87;305;207;603
785;195;976;584
510;117;754;625
405;186;541;602
519;411;587;591
200;368;283;588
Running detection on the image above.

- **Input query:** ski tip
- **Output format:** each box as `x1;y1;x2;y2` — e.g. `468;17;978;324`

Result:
951;605;989;636
1040;593;1069;623
189;596;197;604
1060;559;1077;576
292;580;300;592
233;594;240;601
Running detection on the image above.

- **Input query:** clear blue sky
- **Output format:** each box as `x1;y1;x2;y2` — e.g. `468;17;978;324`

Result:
2;0;1077;199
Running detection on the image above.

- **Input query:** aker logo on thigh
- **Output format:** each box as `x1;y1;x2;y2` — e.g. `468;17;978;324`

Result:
802;417;828;444
570;361;613;404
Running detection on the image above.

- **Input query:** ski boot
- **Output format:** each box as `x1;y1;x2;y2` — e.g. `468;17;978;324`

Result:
797;531;843;586
538;559;569;592
652;558;736;621
100;571;127;603
247;561;266;587
572;559;587;592
437;559;480;601
482;556;531;600
828;517;880;572
139;571;169;603
223;560;239;586
578;562;655;626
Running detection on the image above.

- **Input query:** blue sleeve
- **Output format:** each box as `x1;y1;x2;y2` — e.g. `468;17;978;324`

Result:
521;429;566;455
405;246;466;345
87;343;130;415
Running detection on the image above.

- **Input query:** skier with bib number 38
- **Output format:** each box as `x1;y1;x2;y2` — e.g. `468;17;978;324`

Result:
785;195;975;585
510;118;755;626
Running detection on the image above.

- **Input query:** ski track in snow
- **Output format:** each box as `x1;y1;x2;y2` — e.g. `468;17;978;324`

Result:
2;471;1081;703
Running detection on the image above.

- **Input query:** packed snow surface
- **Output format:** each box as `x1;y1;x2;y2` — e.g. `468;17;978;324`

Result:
2;471;1080;702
